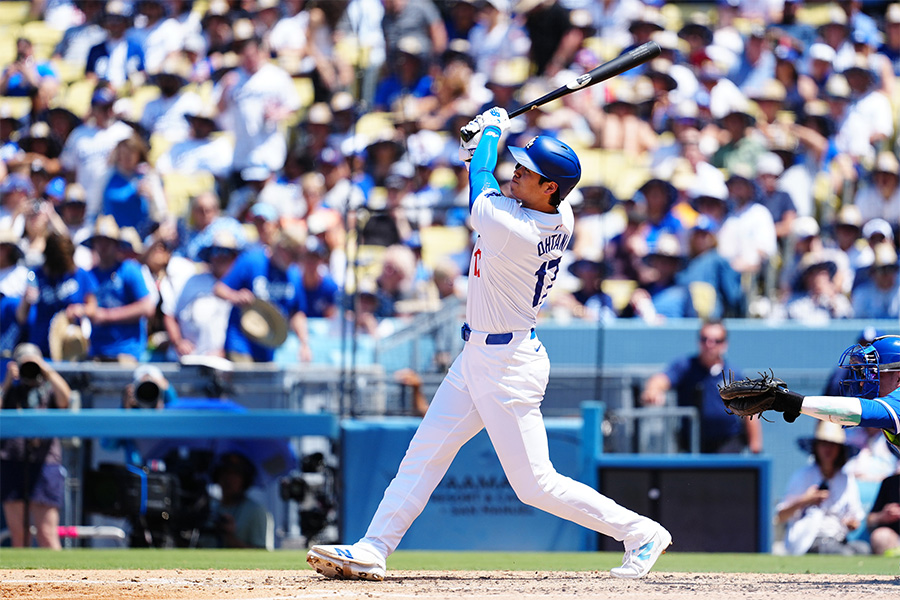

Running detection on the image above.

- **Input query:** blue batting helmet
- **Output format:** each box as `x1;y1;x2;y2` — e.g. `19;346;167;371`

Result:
508;136;581;200
839;335;900;398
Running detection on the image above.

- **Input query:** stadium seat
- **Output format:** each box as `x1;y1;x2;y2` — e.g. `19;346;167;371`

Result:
52;59;85;84
128;84;160;121
147;132;174;168
419;225;469;269
22;20;63;59
293;76;314;109
162;171;216;219
0;95;31;118
688;281;717;320
0;2;30;25
600;279;638;313
62;79;94;117
345;244;387;293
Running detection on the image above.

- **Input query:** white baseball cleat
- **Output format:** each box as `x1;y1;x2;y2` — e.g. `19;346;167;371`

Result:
306;543;387;581
610;526;672;579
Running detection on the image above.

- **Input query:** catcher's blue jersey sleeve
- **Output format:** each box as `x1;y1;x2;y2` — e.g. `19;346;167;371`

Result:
861;391;900;436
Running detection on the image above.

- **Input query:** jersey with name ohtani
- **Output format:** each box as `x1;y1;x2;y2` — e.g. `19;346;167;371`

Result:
467;188;573;333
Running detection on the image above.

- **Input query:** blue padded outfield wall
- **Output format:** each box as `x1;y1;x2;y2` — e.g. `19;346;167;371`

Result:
341;418;587;551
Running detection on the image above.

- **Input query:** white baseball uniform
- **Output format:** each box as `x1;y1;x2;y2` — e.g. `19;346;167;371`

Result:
357;125;662;559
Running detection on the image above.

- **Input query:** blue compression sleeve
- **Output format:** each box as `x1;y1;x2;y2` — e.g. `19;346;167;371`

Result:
859;397;900;434
468;125;502;212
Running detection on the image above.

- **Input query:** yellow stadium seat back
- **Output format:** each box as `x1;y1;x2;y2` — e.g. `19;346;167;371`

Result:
419;225;469;269
0;2;30;25
147;132;174;168
21;20;64;46
52;59;84;84
128;84;160;121
162;171;216;219
62;78;94;117
0;95;31;119
688;281;718;320
600;279;638;313
346;244;387;293
293;76;314;108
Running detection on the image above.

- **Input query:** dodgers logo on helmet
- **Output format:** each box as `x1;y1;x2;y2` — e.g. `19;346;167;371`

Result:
508;136;582;200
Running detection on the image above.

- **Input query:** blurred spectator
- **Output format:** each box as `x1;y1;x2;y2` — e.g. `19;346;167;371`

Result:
840;58;894;156
711;99;767;174
139;57;203;143
0;229;27;298
554;258;616;323
215;19;300;187
831;205;871;293
687;171;730;230
155;105;233;178
853;151;900;225
867;472;900;556
717;169;777;276
729;25;775;93
754;151;797;242
817;6;856;74
300;236;339;319
129;0;185;74
467;0;530;77
373;36;434;111
53;0;108;67
381;0;446;67
882;4;900;76
0;38;58;98
850;242;900;319
101;134;169;236
415;56;480;132
176;191;243;262
360;163;415;247
336;0;386;105
569;184;624;264
59;87;135;220
15;233;96;359
55;184;93;270
780;252;852;321
599;78;659;157
319;146;366;214
215;226;312;363
0;343;72;549
281;1;352;103
164;230;241;359
776;421;867;555
85;1;146;91
854;218;897;291
626;233;696;322
517;0;580;77
772;45;806;115
677;216;744;318
83;216;155;362
351;244;418;334
201;452;270;549
0;173;35;234
45;107;82;149
631;177;684;254
641;319;761;454
20;198;68;268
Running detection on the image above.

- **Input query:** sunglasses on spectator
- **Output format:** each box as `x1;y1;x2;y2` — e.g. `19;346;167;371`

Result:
700;335;726;344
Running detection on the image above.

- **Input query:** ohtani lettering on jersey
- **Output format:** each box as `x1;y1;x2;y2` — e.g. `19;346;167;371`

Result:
537;233;569;256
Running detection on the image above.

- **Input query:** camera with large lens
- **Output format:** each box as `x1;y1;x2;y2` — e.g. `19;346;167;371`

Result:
135;380;161;408
18;360;41;380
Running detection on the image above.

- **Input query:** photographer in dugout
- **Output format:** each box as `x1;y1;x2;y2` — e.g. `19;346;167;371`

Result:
0;343;71;548
200;452;270;549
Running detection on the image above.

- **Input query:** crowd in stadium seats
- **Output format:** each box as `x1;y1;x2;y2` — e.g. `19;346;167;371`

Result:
2;0;900;367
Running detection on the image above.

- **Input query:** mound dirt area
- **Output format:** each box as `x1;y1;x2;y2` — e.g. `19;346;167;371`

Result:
2;570;899;600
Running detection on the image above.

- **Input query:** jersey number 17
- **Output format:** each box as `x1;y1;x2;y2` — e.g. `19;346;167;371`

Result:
533;258;561;308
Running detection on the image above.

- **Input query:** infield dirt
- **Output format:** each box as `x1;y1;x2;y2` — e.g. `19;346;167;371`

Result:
2;569;899;600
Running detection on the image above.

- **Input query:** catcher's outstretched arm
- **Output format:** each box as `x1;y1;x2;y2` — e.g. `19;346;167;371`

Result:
801;395;900;434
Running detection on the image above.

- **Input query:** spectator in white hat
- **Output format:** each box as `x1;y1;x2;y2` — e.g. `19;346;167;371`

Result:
851;242;900;319
882;4;900;77
853;151;900;224
754;151;797;241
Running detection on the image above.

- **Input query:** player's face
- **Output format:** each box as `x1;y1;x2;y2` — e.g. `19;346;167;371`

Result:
879;370;900;397
510;163;557;211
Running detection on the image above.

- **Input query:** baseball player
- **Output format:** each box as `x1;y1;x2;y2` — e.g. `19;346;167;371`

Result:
307;107;671;581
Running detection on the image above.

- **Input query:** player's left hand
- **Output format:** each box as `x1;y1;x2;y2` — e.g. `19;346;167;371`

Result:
480;106;510;134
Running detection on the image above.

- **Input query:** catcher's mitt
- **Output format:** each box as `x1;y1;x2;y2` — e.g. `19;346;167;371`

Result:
718;370;795;420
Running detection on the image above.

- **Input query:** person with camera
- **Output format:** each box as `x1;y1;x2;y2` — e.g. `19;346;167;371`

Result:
775;421;868;555
201;452;270;549
0;38;57;98
0;343;71;548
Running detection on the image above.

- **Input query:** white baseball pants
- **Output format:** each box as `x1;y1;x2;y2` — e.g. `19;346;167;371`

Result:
361;328;658;557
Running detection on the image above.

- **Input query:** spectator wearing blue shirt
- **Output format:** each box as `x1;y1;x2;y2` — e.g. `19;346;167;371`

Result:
214;226;312;363
373;36;434;112
101;134;168;236
626;233;697;322
82;216;155;362
641;319;762;454
676;217;745;318
300;237;339;319
15;233;97;359
85;1;146;91
0;38;58;98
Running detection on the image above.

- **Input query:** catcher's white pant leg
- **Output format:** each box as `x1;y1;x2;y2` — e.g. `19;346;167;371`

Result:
463;337;656;544
361;356;482;558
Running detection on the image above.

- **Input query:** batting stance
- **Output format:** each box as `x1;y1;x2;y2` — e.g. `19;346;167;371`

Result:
307;107;672;581
720;335;900;453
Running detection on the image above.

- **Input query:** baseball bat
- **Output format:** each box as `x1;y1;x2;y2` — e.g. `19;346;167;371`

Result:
510;41;661;118
460;41;661;142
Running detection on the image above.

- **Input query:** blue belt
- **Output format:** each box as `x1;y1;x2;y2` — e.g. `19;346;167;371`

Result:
461;323;535;345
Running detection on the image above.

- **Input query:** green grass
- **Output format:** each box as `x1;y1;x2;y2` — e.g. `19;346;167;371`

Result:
1;549;898;575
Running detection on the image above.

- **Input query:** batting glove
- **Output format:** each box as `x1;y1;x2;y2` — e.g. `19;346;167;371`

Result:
458;115;483;163
480;106;510;134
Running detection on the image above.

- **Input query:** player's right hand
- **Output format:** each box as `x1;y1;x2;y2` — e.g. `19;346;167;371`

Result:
480;106;510;134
